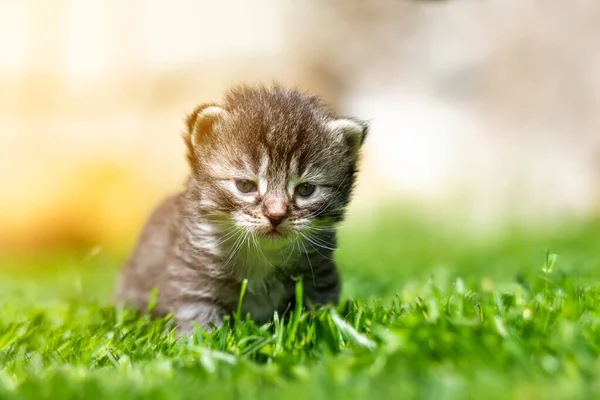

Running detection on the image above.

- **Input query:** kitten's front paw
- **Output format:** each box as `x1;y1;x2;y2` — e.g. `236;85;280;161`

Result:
174;303;224;337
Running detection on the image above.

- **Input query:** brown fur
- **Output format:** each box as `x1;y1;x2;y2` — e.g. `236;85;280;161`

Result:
115;84;367;333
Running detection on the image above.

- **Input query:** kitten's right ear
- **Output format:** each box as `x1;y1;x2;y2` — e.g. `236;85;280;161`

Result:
326;118;369;158
185;104;228;145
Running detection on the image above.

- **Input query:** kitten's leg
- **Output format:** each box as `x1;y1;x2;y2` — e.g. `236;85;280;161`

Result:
174;302;225;336
302;261;341;307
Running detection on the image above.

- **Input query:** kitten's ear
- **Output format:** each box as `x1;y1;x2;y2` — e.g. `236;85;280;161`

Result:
326;118;369;157
185;104;228;145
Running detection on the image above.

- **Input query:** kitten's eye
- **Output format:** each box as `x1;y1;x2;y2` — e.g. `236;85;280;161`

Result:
295;183;316;198
235;179;258;194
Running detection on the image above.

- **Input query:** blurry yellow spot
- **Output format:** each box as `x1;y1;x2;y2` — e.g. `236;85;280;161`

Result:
481;278;494;292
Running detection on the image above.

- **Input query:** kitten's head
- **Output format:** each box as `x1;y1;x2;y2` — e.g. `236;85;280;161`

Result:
184;85;367;249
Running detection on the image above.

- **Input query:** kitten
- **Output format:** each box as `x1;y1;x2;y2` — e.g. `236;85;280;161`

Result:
114;84;368;333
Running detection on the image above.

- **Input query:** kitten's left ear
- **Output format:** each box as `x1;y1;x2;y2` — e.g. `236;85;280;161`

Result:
186;103;228;145
326;118;369;158
184;103;228;171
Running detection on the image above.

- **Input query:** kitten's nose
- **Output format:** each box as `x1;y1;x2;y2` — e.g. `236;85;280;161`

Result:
263;198;288;228
267;215;285;228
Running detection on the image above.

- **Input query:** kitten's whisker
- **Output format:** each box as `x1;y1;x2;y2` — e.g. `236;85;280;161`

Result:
287;236;300;264
221;232;246;269
252;234;275;269
305;222;334;228
220;236;240;269
306;225;337;233
302;232;336;252
236;232;250;271
303;240;334;262
199;213;229;219
200;214;231;223
197;220;237;231
279;236;297;266
198;212;232;221
212;223;240;235
214;226;243;247
249;234;258;263
243;233;253;275
299;232;334;261
305;226;335;238
299;239;316;286
203;221;235;228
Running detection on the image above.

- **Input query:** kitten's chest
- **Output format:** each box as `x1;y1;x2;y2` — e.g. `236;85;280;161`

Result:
239;275;293;323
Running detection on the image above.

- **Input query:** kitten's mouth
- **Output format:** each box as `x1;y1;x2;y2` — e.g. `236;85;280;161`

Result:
261;228;293;242
265;229;283;239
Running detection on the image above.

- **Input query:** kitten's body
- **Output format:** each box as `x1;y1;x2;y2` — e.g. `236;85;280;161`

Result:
115;85;366;333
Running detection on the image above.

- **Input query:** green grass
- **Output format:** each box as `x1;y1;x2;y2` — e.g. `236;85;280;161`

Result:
1;213;600;399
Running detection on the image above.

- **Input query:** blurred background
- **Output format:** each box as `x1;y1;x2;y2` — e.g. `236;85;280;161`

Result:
1;0;599;258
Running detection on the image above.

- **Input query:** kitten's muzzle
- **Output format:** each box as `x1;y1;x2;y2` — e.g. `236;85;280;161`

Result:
263;197;288;228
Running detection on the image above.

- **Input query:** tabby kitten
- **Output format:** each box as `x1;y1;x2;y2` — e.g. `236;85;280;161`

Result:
115;84;368;333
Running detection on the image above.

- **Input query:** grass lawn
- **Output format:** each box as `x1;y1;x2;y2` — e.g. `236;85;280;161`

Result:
1;211;599;399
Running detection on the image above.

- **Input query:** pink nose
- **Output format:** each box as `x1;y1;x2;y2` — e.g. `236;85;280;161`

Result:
263;198;287;228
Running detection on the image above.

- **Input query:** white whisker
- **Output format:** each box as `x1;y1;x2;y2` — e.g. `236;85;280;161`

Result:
299;233;334;263
252;234;275;269
304;231;336;250
222;231;247;270
299;239;316;286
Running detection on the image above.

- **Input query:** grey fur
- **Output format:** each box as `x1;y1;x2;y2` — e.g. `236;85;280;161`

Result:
115;84;367;333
